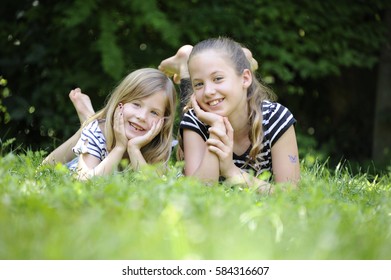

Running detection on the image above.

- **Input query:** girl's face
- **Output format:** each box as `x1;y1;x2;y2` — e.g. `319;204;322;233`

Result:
122;91;167;139
189;50;251;118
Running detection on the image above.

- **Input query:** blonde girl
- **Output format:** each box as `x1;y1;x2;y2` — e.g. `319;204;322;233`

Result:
45;68;176;179
159;38;300;192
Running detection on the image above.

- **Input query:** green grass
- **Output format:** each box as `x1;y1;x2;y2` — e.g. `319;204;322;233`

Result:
0;150;390;260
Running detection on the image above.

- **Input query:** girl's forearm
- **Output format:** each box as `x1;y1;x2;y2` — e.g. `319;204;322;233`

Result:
186;132;221;183
76;146;125;180
42;128;82;165
188;150;220;183
128;148;147;171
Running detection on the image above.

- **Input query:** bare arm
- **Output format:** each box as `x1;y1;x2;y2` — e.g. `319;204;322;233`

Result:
271;125;300;185
222;125;299;193
182;129;220;182
42;128;81;165
207;118;272;194
76;146;126;180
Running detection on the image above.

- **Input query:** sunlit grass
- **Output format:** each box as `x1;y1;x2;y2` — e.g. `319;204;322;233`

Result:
0;151;390;260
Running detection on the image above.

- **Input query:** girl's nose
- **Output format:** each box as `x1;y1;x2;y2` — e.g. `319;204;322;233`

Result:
204;82;216;96
136;109;147;121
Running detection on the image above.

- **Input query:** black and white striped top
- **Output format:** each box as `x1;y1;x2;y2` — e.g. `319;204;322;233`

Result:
67;120;108;171
179;100;296;177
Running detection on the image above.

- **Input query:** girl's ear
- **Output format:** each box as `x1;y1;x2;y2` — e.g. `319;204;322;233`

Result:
242;69;252;89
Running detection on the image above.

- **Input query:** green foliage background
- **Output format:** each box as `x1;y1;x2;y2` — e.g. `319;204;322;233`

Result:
0;0;390;167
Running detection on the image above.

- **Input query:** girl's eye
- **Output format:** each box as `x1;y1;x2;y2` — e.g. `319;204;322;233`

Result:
214;76;223;82
132;102;141;108
193;82;203;89
151;111;159;116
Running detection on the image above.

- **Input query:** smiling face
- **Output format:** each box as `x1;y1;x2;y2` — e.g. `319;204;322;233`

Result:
188;50;251;119
122;91;167;140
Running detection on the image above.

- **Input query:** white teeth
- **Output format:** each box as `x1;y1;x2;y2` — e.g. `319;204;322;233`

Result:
209;99;223;106
130;123;144;131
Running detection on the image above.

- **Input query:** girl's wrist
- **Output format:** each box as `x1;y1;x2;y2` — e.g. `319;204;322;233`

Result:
128;148;146;170
224;167;244;182
127;145;142;156
113;145;126;153
211;115;225;127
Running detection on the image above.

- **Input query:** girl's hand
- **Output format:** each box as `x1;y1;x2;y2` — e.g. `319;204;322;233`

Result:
127;118;164;171
113;104;128;151
206;117;237;177
127;118;164;152
191;95;225;130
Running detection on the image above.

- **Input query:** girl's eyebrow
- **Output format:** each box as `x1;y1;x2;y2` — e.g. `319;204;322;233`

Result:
211;70;223;75
193;70;224;80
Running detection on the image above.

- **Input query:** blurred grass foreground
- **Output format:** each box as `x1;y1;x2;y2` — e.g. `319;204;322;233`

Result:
0;150;390;260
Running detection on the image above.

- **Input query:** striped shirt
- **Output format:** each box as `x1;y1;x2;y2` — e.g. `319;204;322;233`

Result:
179;100;296;177
66;120;108;171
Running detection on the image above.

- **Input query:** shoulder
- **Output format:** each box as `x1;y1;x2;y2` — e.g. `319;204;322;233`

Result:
73;120;108;158
180;109;209;141
81;120;105;140
262;100;292;116
262;100;295;123
262;100;296;146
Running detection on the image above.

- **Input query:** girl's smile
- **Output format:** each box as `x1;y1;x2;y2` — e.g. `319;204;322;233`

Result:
207;98;225;107
129;121;146;132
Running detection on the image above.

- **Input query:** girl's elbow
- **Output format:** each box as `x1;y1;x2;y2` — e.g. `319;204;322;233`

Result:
274;170;300;187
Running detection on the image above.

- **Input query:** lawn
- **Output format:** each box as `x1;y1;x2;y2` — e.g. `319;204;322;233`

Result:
0;150;390;260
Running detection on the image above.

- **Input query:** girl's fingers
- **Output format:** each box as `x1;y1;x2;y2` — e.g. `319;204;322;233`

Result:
191;95;208;118
208;127;230;145
207;145;224;157
114;104;127;145
141;118;164;142
114;106;123;127
129;118;164;149
206;138;225;150
208;126;225;137
191;95;224;127
207;140;231;161
206;138;232;157
150;118;163;136
208;118;234;148
191;95;201;113
224;117;234;140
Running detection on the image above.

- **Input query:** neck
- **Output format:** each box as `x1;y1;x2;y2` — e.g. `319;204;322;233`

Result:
230;112;251;156
229;105;250;140
228;87;249;131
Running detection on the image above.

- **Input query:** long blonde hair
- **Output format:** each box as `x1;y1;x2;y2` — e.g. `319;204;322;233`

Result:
84;68;176;165
187;37;276;164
